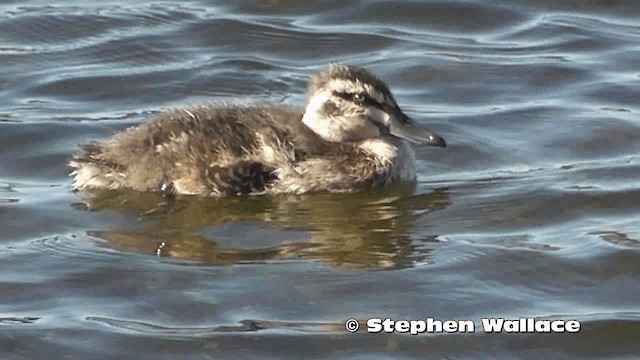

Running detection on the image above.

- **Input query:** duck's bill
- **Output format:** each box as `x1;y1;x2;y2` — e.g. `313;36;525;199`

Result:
389;118;446;147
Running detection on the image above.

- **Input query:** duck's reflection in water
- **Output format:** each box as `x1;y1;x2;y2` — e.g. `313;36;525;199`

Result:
77;184;449;270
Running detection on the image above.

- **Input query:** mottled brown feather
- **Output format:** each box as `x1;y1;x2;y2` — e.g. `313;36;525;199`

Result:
69;104;391;195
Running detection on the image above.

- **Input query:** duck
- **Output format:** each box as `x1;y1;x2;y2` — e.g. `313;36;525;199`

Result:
69;64;446;196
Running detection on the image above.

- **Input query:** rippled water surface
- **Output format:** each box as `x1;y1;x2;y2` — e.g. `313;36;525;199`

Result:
2;1;640;359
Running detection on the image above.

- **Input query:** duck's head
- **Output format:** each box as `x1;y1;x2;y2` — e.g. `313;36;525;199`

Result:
301;64;446;147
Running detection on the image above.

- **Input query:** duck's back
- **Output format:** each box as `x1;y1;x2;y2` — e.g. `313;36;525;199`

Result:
70;105;324;195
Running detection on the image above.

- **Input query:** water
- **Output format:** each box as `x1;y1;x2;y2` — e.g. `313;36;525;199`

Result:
2;1;640;358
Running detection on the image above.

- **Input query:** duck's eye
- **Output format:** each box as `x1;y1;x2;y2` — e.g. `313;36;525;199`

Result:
352;93;365;104
333;91;367;105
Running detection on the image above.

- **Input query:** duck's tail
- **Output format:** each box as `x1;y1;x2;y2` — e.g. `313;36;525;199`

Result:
68;143;126;190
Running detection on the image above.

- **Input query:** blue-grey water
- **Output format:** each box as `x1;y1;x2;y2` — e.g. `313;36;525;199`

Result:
2;1;640;359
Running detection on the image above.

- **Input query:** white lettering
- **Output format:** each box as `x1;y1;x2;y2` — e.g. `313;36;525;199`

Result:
410;320;426;335
367;318;382;333
565;320;581;332
364;317;579;334
396;320;410;333
482;318;505;332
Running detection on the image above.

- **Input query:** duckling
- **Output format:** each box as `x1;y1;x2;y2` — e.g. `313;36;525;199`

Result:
69;64;446;196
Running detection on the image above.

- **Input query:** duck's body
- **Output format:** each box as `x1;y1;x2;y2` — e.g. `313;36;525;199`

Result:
70;65;446;196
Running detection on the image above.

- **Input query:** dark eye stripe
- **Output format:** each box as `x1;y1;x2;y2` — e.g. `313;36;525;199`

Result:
332;91;379;107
